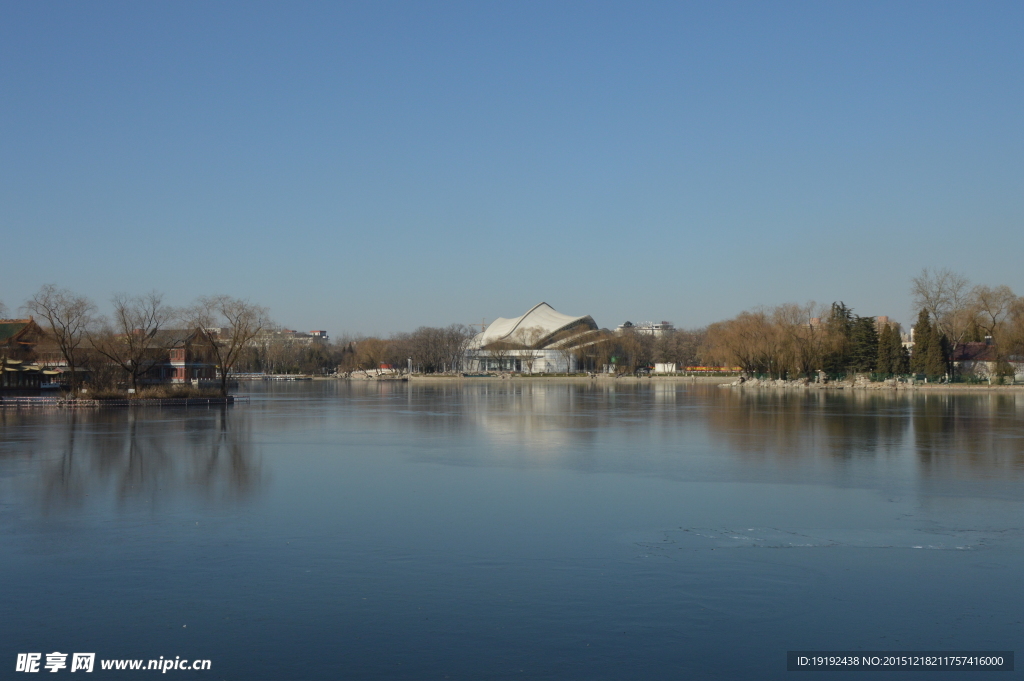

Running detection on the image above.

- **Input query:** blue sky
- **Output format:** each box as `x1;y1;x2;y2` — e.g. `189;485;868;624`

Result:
2;2;1022;336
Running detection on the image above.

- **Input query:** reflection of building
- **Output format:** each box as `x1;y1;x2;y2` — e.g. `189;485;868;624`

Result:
615;321;674;337
465;303;601;373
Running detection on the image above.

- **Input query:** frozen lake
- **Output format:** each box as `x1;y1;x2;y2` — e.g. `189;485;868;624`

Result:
2;380;1022;678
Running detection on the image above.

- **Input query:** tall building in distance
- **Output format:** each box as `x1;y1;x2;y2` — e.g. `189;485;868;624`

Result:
615;321;675;337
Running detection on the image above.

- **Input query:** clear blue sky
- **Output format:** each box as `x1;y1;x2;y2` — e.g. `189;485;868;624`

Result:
3;1;1022;336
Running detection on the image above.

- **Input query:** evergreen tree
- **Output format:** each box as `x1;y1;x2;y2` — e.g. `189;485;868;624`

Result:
964;319;984;343
924;325;948;379
849;316;879;372
892;327;910;375
822;302;853;377
910;309;931;375
877;324;893;375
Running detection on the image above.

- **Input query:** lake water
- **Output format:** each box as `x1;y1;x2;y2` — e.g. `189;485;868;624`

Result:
2;381;1023;679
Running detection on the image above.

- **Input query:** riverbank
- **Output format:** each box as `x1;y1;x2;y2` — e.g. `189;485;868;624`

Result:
404;374;738;385
722;376;1024;392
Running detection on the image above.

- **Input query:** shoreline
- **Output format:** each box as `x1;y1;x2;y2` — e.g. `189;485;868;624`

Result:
0;395;245;408
365;374;1024;393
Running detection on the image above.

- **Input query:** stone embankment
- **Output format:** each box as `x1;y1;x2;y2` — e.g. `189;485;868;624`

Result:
723;377;1021;391
725;376;913;391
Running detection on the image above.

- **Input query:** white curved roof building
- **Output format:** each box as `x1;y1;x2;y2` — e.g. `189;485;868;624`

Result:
469;303;598;350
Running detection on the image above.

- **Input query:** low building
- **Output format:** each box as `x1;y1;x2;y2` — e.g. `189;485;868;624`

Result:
465;303;602;373
615;321;674;337
952;342;1023;382
146;330;218;383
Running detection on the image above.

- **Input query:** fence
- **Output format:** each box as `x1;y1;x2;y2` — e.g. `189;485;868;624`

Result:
0;396;250;408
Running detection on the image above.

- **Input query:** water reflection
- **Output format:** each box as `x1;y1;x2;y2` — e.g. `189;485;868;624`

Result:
704;389;914;461
4;382;1024;512
912;392;1024;478
372;382;1024;483
0;406;264;511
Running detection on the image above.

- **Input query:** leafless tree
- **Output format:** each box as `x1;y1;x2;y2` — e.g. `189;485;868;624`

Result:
513;326;543;374
705;308;793;377
486;340;516;372
24;285;96;393
404;324;473;373
774;302;829;378
911;268;973;345
654;327;708;369
0;300;8;317
355;337;390;375
992;296;1024;372
441;324;473;373
548;328;582;374
182;296;271;395
407;327;446;373
614;329;656;374
971;285;1017;339
385;333;413;375
89;292;176;391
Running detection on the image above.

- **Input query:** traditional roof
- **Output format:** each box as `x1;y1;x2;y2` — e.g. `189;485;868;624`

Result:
0;319;46;358
469;303;598;349
952;342;1000;362
0;319;37;343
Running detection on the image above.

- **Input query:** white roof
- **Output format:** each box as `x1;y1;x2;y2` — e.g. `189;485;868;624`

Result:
470;303;597;349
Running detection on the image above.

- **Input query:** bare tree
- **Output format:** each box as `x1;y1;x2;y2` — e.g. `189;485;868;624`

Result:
441;324;473;373
90;292;176;391
183;296;271;395
775;302;829;378
513;326;544;374
486;340;516;372
911;268;973;345
385;333;412;375
24;285;96;393
971;285;1017;339
355;337;389;375
0;300;8;317
655;327;708;370
405;324;473;373
549;328;582;375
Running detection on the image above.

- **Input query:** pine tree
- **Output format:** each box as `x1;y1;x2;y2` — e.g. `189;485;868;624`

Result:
877;325;893;375
924;325;948;379
822;302;853;377
910;309;931;375
965;319;984;343
891;326;909;375
850;316;879;372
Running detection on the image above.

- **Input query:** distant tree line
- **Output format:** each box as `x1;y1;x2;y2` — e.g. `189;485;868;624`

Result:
703;269;1024;381
333;324;475;376
6;267;1022;388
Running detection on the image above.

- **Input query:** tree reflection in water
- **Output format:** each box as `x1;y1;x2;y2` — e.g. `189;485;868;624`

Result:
704;387;1024;483
0;406;265;511
341;381;1024;486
